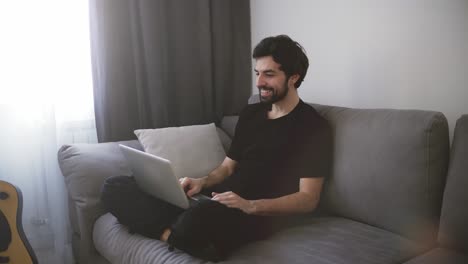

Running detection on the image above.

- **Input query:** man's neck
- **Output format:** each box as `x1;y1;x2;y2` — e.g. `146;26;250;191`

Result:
268;89;300;119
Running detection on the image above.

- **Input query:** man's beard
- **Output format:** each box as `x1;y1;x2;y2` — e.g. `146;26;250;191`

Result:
258;80;289;104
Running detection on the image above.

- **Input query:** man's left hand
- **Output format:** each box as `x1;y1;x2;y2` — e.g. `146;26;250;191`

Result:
211;191;255;214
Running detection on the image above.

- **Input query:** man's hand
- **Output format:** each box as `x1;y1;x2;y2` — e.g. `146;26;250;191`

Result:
211;191;256;214
179;177;205;197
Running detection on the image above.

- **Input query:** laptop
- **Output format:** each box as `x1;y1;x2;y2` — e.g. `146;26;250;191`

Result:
119;144;212;209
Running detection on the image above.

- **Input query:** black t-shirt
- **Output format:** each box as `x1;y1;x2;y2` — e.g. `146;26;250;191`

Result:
223;100;332;200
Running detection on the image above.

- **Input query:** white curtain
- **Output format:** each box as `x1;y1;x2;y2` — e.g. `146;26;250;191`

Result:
0;1;96;263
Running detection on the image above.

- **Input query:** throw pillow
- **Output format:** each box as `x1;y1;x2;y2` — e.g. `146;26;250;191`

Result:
134;123;226;179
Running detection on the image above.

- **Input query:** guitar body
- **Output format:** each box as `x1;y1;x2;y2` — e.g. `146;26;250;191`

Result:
0;180;38;264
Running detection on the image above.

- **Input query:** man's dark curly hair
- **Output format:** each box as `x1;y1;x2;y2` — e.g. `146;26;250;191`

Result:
253;35;309;88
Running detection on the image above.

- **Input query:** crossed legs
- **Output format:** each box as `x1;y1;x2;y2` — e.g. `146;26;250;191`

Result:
100;176;276;260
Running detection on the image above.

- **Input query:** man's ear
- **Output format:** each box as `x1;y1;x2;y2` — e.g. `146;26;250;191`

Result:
289;74;300;87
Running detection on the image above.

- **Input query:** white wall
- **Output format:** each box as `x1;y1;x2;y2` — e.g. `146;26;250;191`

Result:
250;0;468;136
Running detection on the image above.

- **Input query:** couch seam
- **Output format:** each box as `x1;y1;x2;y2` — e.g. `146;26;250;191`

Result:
424;113;445;243
425;116;432;229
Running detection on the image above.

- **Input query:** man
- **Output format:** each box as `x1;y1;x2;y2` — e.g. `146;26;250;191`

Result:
101;35;331;261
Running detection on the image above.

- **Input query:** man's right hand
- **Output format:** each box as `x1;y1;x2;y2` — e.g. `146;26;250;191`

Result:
179;177;205;197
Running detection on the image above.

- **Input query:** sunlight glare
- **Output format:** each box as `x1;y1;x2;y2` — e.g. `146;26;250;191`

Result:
0;0;94;123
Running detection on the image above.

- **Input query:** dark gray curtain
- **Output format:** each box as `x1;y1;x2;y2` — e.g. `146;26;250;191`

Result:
89;0;251;142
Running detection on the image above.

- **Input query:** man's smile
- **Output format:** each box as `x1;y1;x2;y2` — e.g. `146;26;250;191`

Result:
260;88;273;97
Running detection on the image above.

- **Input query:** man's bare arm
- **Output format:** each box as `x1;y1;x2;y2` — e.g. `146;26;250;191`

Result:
180;157;237;196
202;157;237;188
212;177;324;215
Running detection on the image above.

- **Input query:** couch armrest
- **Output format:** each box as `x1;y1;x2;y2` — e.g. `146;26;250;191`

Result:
58;140;142;263
439;115;468;253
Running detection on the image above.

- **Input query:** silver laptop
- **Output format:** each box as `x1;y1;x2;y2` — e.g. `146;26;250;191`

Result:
119;144;211;209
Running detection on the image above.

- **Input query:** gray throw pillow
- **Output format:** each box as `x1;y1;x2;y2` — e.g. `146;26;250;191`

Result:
134;123;226;179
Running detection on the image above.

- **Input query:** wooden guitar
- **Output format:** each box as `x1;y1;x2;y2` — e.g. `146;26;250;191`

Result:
0;180;38;264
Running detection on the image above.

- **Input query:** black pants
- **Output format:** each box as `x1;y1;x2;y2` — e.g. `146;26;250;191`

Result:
100;176;277;260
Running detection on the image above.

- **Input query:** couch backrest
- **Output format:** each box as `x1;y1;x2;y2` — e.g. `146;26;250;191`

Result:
313;104;449;244
438;115;468;253
247;94;450;243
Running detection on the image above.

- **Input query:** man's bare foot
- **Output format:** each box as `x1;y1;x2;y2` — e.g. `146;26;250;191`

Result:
160;228;171;242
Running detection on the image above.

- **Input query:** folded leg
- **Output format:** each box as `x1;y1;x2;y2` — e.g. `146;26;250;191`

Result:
100;175;183;239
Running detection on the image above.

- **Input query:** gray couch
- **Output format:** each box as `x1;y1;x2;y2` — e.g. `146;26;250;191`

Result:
58;99;468;264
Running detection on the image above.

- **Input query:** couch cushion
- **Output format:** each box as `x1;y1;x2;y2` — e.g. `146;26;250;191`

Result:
438;115;468;253
403;247;468;264
216;127;232;151
219;116;239;138
94;214;426;264
224;216;426;264
311;104;449;244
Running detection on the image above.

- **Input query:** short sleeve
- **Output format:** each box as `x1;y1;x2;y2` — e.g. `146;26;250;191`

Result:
226;108;247;162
